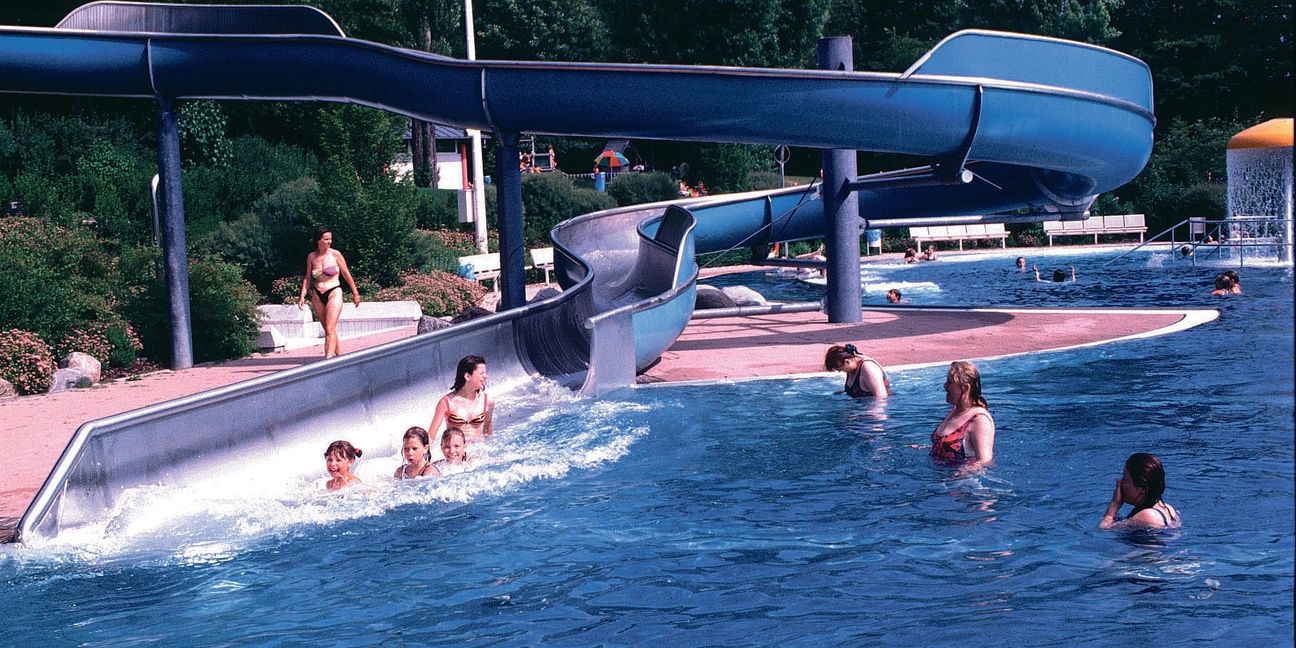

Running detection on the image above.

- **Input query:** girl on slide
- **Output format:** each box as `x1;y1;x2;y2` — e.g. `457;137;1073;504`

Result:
394;427;436;480
324;440;363;491
428;355;495;442
430;428;470;476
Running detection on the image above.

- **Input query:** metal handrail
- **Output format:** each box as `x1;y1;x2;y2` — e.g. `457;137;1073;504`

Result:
1103;216;1291;267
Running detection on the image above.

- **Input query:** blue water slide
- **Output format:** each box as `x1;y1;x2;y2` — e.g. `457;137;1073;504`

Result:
1;3;1154;542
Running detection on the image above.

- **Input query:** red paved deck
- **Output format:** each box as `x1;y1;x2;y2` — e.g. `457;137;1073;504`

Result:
641;307;1199;383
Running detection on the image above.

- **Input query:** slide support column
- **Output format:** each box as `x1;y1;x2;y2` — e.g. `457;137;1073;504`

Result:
818;36;862;323
494;131;528;311
155;96;194;369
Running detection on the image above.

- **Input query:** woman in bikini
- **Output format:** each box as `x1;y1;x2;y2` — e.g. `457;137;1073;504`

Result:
428;354;494;442
930;361;996;471
1099;452;1181;529
824;344;890;398
298;227;361;358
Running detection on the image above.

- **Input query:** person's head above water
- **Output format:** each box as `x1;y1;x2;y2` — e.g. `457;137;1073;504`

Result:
1015;256;1026;269
887;288;902;303
1122;452;1167;508
441;427;469;463
1214;272;1235;291
945;360;988;409
1052;269;1067;282
324;439;362;461
824;343;862;372
452;354;487;392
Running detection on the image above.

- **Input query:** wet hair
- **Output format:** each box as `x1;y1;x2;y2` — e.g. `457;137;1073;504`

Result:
1052;269;1066;282
887;289;902;302
1222;270;1240;283
1124;452;1166;508
1015;256;1026;266
947;361;989;409
903;248;916;258
1179;244;1194;257
824;343;860;371
403;426;429;446
324;439;362;460
441;428;470;461
1214;272;1235;291
451;354;487;391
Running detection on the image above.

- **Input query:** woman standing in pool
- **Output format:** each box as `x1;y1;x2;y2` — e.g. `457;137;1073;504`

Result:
298;227;360;358
931;361;996;470
428;355;494;442
824;344;890;398
1099;452;1181;529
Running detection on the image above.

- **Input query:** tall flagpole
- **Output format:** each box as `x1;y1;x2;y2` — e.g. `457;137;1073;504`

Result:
465;0;488;253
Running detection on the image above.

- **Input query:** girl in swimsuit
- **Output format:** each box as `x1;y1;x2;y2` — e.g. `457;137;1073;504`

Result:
298;227;361;359
429;428;470;476
324;440;363;491
1100;452;1182;529
930;361;996;471
428;355;494;443
824;344;890;398
393;427;436;480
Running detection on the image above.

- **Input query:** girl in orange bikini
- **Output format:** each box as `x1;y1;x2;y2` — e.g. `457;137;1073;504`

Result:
930;361;996;472
1099;452;1181;529
428;355;494;443
298;227;361;359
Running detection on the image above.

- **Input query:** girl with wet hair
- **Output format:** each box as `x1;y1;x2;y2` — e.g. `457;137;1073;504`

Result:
324;440;363;491
824;344;890;398
930;361;996;472
394;427;436;479
428;355;494;442
1100;452;1181;529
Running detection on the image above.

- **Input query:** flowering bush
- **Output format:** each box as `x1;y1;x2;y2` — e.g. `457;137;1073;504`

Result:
56;321;143;368
374;271;484;318
270;276;303;304
0;329;56;395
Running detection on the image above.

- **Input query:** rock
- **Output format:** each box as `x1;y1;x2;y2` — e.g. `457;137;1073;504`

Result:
451;306;495;324
418;315;453;334
49;367;94;393
695;285;737;309
255;326;286;351
721;285;767;306
60;351;102;383
528;287;563;303
0;379;16;399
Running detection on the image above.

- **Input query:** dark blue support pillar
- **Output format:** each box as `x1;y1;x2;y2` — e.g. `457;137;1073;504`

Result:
155;96;194;369
494;131;527;311
818;37;862;323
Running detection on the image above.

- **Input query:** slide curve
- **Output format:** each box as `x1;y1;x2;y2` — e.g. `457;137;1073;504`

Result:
0;2;1154;542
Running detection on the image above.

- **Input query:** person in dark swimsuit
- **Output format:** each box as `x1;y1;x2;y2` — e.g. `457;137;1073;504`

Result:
393;427;436;480
1100;452;1181;529
428;355;495;442
824;344;890;398
298;227;361;359
930;361;995;471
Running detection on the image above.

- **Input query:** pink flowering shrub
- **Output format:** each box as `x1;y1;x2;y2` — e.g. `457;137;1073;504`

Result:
270;276;302;304
56;321;144;368
0;329;57;395
374;271;484;317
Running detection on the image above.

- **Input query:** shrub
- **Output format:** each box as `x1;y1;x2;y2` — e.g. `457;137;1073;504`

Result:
270;276;303;304
415;188;462;229
0;329;56;395
747;171;784;191
697;143;774;193
118;247;260;365
411;229;471;274
608;172;677;207
374;271;485;317
55;320;143;368
0;217;117;346
511;172;616;245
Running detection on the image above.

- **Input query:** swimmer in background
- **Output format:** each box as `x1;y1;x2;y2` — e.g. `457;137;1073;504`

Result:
1034;264;1076;283
1211;270;1242;295
324;440;363;491
824;343;890;398
1015;256;1027;271
393;427;436;479
428;354;494;442
903;247;918;264
886;288;903;304
1099;452;1181;530
921;245;938;261
930;361;996;474
430;428;470;476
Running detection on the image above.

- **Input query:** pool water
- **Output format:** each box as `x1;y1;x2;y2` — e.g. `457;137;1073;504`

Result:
2;249;1292;645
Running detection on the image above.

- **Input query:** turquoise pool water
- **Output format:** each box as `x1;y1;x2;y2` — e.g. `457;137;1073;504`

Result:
2;249;1292;645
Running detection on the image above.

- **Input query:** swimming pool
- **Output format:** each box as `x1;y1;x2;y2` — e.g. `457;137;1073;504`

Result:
2;249;1291;645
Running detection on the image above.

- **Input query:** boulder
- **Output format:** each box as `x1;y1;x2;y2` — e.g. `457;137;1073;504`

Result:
49;367;94;393
721;285;767;306
60;351;102;383
451;306;495;324
0;379;16;399
695;285;737;309
418;315;453;334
